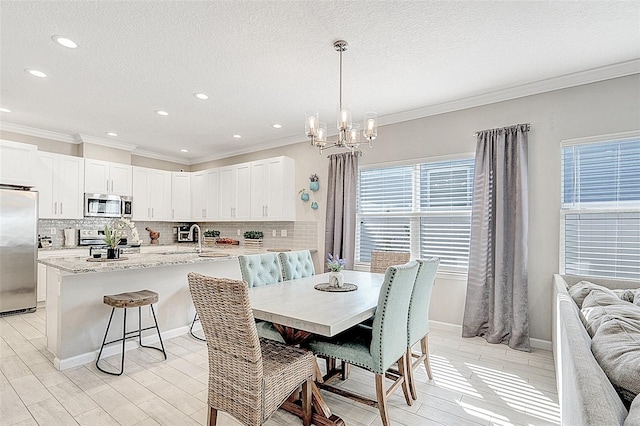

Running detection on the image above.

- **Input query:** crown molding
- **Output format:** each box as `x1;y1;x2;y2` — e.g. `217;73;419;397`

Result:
74;133;138;152
132;148;192;166
191;134;306;163
379;59;640;127
0;122;78;144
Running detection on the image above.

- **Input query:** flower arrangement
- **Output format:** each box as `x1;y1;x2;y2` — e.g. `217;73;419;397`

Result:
309;173;319;182
119;217;142;246
104;217;141;248
326;253;345;272
103;224;122;249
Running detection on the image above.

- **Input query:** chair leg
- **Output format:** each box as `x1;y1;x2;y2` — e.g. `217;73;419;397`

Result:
421;335;433;380
207;407;217;425
406;347;417;400
190;313;206;341
341;361;350;380
301;378;312;426
397;353;413;406
375;373;390;426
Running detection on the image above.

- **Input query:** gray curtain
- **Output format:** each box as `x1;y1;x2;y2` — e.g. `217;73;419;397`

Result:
462;123;530;351
324;152;359;270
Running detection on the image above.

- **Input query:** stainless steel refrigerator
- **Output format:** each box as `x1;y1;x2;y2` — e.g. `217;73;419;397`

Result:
0;187;38;314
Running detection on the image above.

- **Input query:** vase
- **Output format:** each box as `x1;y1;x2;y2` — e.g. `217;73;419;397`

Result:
301;192;309;201
106;247;120;259
328;271;344;288
311;201;318;210
310;181;319;191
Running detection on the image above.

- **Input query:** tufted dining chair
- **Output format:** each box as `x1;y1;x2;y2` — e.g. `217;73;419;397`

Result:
307;261;420;426
188;273;315;426
406;257;439;399
238;253;286;343
278;250;315;281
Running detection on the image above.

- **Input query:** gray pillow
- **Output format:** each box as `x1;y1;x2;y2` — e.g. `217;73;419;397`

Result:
625;394;640;426
583;290;630;309
634;290;640;308
582;304;640;337
569;281;617;308
614;289;637;303
591;317;640;405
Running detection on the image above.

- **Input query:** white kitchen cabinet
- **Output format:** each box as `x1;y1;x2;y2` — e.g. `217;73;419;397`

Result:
36;152;84;219
84;159;132;196
37;248;88;303
191;168;220;220
132;166;171;220
250;156;295;221
171;172;191;221
0;140;37;187
219;162;251;220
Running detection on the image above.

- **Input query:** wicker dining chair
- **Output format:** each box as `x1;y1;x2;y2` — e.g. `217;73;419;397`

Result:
187;273;315;426
279;250;315;281
370;251;411;274
307;261;420;426
406;257;440;399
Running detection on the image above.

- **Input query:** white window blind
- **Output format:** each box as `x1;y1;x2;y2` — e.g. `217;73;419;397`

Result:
357;157;474;272
561;136;640;280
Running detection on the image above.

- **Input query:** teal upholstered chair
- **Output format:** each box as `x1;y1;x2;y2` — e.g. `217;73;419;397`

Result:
279;250;315;280
307;261;420;426
406;257;439;400
238;253;285;343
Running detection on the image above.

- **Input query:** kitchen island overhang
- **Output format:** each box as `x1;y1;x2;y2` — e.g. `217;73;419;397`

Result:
40;251;244;370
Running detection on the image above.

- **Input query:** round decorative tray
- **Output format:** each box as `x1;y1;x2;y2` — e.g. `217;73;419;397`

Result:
86;257;129;262
314;283;358;292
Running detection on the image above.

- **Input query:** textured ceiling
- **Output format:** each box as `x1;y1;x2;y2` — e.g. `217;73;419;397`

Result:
0;1;639;163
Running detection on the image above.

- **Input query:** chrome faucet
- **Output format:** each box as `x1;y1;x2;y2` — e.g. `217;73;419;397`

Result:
189;224;202;253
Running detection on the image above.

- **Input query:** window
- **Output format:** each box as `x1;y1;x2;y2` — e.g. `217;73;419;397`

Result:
561;134;640;280
356;157;474;272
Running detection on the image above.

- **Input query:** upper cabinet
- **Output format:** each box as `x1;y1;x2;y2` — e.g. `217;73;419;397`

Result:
36;152;84;219
0;140;37;187
191;168;220;220
84;159;132;196
171;172;191;221
132;166;171;221
250;156;295;221
219;162;251;221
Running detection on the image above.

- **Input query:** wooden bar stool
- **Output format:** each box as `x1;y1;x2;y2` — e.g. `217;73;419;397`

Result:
96;289;167;376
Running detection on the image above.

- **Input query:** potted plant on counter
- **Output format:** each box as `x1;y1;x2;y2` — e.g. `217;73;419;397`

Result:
203;229;220;246
103;224;123;259
243;230;264;247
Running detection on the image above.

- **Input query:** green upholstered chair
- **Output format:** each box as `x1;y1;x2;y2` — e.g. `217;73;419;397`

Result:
307;261;420;426
406;257;439;400
279;250;315;281
238;253;286;343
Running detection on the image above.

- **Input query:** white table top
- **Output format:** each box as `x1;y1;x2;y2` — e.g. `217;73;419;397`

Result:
248;270;385;337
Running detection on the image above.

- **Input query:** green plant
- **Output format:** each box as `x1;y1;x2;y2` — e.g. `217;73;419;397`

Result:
309;173;319;182
243;230;264;240
103;224;122;249
203;229;220;238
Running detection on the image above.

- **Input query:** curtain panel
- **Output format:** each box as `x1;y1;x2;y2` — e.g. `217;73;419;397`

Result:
462;123;530;351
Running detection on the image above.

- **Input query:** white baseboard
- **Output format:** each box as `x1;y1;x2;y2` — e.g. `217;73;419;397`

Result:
430;320;552;351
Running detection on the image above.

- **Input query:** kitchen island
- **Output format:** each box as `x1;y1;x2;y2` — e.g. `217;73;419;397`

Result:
39;248;254;370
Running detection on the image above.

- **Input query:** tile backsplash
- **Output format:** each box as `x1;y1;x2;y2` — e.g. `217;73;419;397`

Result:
38;218;318;250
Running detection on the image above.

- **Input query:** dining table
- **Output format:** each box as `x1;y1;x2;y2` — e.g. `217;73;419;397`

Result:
247;270;385;426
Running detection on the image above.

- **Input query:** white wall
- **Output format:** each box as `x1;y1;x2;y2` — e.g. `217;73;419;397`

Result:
200;74;640;342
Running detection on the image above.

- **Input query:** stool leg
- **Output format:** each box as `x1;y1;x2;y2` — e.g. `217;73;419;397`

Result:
96;307;116;374
189;313;206;342
118;308;127;375
137;304;167;360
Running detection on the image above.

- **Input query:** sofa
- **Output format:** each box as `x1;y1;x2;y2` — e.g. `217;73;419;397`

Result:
553;274;640;425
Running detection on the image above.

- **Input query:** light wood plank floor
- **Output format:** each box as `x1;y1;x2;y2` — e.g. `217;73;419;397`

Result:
0;308;560;425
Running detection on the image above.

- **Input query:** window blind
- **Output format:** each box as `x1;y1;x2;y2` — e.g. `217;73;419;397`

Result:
358;165;413;214
420;215;472;270
419;159;474;211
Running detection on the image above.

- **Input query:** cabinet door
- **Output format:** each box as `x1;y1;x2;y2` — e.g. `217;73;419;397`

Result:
251;161;268;219
0;140;37;187
171;172;191;220
84;159;110;193
204;168;220;219
132;167;151;220
36;152;58;219
191;171;206;220
109;163;132;196
234;163;251;220
219;166;236;220
57;155;84;219
149;169;171;220
37;262;47;303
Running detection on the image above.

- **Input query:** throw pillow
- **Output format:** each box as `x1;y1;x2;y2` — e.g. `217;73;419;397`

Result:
569;281;617;308
582;304;640;337
583;290;631;309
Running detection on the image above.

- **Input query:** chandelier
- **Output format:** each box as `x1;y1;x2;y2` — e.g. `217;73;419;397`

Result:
305;40;377;154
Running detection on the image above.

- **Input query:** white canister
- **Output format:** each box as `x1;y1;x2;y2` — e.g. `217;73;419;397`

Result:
64;228;77;246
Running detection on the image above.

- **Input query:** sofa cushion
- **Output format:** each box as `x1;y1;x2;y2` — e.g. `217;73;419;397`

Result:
569;281;618;308
591;316;640;405
625;394;640;426
582;287;627;309
582;304;640;337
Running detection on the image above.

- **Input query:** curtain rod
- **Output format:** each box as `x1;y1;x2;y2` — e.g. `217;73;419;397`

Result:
474;123;532;135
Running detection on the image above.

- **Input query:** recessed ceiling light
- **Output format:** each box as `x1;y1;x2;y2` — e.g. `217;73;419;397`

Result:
155;110;169;116
194;93;208;100
180;149;189;153
105;132;118;137
51;36;78;49
0;108;11;113
233;134;242;139
271;124;282;129
25;69;47;78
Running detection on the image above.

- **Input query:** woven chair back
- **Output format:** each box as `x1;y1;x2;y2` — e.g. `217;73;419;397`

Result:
187;273;263;425
370;251;410;274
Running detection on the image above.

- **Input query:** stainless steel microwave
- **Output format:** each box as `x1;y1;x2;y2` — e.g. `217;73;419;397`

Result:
84;193;133;218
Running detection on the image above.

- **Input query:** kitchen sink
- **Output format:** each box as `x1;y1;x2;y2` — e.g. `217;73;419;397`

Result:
198;252;232;258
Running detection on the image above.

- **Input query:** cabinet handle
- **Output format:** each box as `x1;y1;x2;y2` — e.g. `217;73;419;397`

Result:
265;205;268;217
60;203;63;215
111;180;114;192
54;202;57;215
151;208;154;217
106;179;109;191
172;209;175;218
203;208;206;217
148;207;150;217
